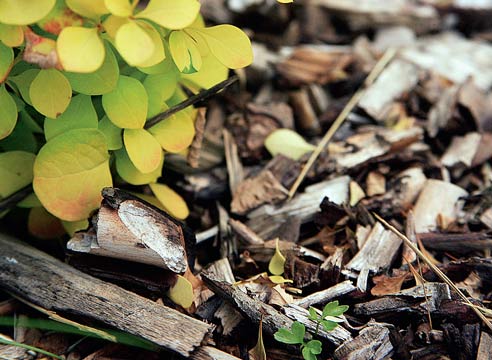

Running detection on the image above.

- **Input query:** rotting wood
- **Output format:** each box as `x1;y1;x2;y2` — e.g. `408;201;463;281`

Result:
188;108;208;169
223;128;244;195
290;280;357;308
419;232;492;252
67;188;191;273
333;325;393;360
228;219;264;245
0;234;213;357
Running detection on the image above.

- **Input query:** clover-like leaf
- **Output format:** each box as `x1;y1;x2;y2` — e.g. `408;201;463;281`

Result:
0;0;56;25
308;307;319;322
136;0;200;30
29;69;72;118
33;128;112;221
305;340;322;355
320;320;338;332
322;301;349;318
273;321;305;345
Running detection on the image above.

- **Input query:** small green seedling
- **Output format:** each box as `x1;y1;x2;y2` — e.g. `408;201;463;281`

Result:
274;301;349;360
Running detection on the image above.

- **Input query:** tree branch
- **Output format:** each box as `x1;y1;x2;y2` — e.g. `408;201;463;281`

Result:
0;184;32;213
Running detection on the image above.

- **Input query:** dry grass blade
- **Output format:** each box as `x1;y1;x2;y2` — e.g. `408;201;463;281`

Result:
288;48;397;199
373;213;492;331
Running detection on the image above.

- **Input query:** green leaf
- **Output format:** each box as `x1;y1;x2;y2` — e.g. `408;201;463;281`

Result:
102;75;148;129
8;69;39;105
189;25;253;69
33;128;112;221
115;21;155;67
0;151;35;198
114;147;163;185
0;0;56;25
321;320;338;332
98;115;122;150
181;53;228;90
0;111;41;153
143;72;177;117
302;347;317;360
44;94;98;141
265;128;315;160
29;69;72;118
305;340;322;355
149;183;189;220
57;27;105;73
273;321;305;345
123;128;162;174
268;238;286;276
136;0;200;30
0;41;13;83
322;301;349;318
148;109;195;153
169;30;202;74
0;24;24;47
308;307;319;322
64;43;119;95
0;85;17;140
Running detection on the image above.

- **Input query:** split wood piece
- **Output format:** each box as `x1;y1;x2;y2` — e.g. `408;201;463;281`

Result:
413;179;468;233
191;346;241;360
441;132;492;172
282;304;352;346
333;325;393;360
290;280;357;308
354;283;451;317
228;219;264;245
289;88;321;136
223;129;244;195
359;59;419;121
247;176;350;239
201;272;351;347
188;108;207;169
0;234;212;357
67;188;191;273
403;210;417;263
419;232;492;252
477;332;492;360
344;222;402;291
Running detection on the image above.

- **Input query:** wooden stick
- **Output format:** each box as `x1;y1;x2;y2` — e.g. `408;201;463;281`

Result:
288;48;397;199
0;184;32;212
0;233;213;357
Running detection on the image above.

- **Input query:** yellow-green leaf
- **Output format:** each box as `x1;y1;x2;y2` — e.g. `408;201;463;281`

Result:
265;128;315;160
136;22;166;68
0;41;13;83
278;0;293;3
102;14;128;38
0;85;17;139
62;218;89;236
64;43;118;95
57;27;105;73
138;48;177;75
269;275;294;284
169;30;202;74
136;0;200;30
115;148;163;185
17;192;42;208
143;73;177;117
0;0;56;25
268;239;286;276
98;115;122;150
192;25;253;69
115;21;155;67
181;53;228;90
149;183;189;220
148;110;195;153
123;128;162;174
29;69;72;118
66;0;108;19
104;0;133;17
33;128;112;221
0;151;35;198
0;24;24;47
44;94;98;141
8;69;39;105
167;274;194;308
102;75;148;129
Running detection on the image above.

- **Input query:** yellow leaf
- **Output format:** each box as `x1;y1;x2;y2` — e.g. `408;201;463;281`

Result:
57;27;105;73
181;53;228;90
33;128;112;221
192;25;253;69
167;274;194;308
137;21;166;68
148;110;195;153
277;0;293;2
268;239;286;276
0;24;24;47
123;129;163;174
0;151;35;198
115;20;155;66
115;148;163;185
149;183;189;220
98;116;122;150
104;0;133;17
0;0;56;25
0;41;13;83
66;0;108;19
62;219;89;236
136;0;200;30
0;85;17;140
29;69;72;118
169;30;202;74
102;75;148;129
102;14;128;38
269;275;293;284
265;129;315;160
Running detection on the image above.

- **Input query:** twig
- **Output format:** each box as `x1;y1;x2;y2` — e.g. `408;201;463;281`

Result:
0;184;32;213
144;76;238;129
373;213;492;332
288;48;397;199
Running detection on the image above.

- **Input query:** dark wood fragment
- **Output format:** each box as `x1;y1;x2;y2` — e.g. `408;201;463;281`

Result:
333;325;394;360
477;332;492;360
442;323;480;360
419;232;492;252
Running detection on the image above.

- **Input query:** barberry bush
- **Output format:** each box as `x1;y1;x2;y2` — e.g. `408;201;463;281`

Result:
0;0;254;235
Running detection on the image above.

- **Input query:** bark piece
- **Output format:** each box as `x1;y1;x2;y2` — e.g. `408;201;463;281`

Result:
477;331;492;360
427;84;459;138
419;232;492;252
413;180;468;233
0;234;212;357
191;346;241;360
366;171;386;196
333;325;393;360
188;108;207;169
68;188;190;273
229;219;265;245
223;129;244;195
344;222;402;291
289;88;321;136
291;280;357;308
